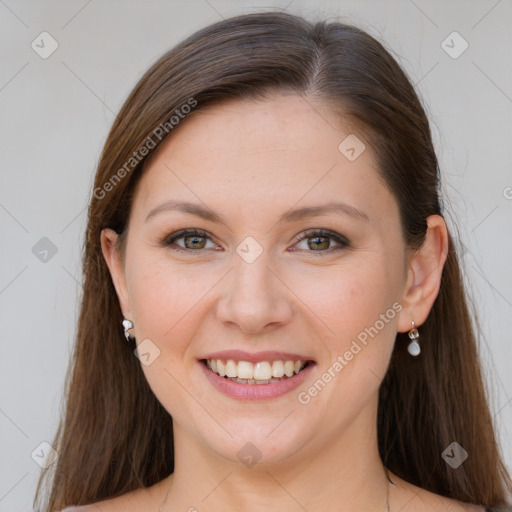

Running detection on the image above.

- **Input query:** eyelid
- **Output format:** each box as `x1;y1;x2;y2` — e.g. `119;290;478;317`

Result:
291;229;349;254
163;229;217;251
293;228;348;244
163;228;349;254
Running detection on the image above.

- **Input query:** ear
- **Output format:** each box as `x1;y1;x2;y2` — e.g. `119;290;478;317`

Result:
397;214;449;332
100;228;132;320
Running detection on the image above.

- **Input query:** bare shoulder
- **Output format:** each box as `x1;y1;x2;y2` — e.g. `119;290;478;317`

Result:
398;491;485;512
57;501;125;512
416;489;485;511
388;471;486;512
57;494;150;512
57;507;104;512
57;507;103;512
57;477;170;512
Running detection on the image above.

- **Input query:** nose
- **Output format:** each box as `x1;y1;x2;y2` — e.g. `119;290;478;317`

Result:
215;251;293;334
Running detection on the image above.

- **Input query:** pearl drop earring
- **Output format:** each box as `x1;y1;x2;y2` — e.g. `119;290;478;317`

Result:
407;321;421;357
122;318;135;342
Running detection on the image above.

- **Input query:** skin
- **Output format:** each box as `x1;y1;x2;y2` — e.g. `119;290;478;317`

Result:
93;93;480;512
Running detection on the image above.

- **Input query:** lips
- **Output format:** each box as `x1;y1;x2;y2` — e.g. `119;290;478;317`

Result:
197;350;316;401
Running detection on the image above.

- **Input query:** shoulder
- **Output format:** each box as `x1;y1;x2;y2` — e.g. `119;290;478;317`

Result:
400;494;486;511
57;508;95;512
57;506;113;512
388;471;486;512
56;496;141;512
57;508;100;512
55;476;171;512
407;493;485;512
56;498;132;512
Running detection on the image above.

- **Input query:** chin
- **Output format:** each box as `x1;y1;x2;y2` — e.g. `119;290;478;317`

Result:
198;417;316;467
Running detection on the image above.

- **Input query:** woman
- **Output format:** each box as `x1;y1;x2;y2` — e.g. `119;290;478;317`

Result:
34;11;511;512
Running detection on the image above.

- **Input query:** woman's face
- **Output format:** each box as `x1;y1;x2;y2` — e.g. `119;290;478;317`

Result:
104;93;412;465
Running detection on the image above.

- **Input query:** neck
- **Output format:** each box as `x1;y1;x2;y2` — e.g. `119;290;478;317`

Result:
160;398;391;511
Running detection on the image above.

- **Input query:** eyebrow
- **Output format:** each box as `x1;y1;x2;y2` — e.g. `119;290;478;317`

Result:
144;200;369;225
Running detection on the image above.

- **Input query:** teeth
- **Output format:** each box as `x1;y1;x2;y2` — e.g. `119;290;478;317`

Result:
284;361;294;377
205;358;308;382
272;360;284;378
238;361;254;379
225;359;237;378
254;361;272;380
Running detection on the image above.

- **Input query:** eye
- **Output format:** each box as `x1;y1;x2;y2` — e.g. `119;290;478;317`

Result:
163;229;218;252
291;229;349;254
163;228;349;255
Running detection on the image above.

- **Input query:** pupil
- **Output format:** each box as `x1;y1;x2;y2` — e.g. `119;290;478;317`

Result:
185;236;205;249
309;236;328;250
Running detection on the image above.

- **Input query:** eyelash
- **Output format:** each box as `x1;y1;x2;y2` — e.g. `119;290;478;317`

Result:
163;228;349;256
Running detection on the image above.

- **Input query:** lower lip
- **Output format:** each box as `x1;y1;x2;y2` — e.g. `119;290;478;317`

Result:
198;361;315;401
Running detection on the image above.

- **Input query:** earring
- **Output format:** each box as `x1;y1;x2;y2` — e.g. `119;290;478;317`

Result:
407;321;420;357
122;318;135;342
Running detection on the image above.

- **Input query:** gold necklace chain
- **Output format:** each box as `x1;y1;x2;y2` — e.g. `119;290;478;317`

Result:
159;466;392;511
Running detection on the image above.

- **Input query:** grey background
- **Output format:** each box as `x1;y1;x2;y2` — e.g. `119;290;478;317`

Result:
1;0;511;510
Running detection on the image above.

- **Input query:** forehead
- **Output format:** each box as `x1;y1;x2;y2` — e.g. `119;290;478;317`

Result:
155;93;350;162
133;93;393;223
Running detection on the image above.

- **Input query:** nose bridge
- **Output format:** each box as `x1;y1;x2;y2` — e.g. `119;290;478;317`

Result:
217;244;292;332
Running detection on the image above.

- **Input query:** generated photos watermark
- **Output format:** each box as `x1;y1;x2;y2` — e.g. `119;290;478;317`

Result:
94;97;197;200
297;301;403;404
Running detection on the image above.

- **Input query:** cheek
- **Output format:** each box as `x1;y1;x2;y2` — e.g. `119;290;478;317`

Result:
291;255;401;340
291;253;402;404
288;254;402;429
125;257;211;418
126;254;209;355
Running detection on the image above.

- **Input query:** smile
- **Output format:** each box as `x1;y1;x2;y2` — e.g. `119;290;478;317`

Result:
204;358;309;384
198;354;316;401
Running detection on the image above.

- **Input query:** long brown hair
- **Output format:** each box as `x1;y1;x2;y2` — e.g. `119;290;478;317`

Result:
34;11;511;510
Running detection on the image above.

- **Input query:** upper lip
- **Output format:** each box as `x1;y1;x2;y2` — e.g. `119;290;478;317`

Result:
199;350;315;364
